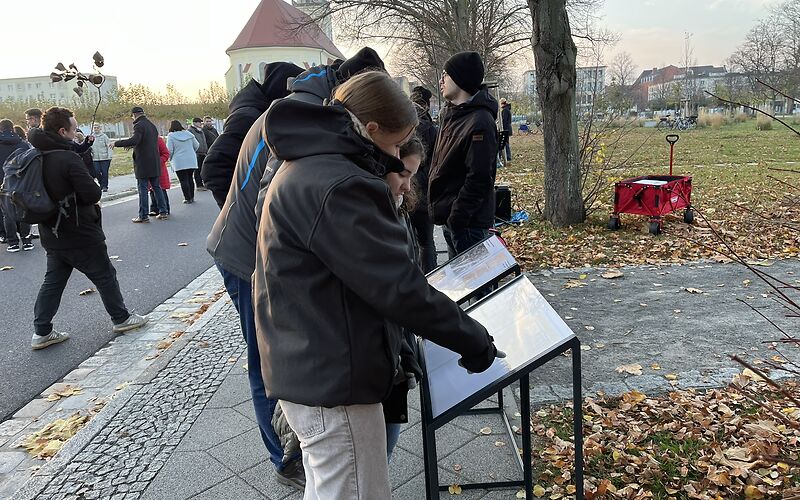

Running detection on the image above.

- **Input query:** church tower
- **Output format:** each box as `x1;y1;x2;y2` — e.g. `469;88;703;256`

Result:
292;0;333;41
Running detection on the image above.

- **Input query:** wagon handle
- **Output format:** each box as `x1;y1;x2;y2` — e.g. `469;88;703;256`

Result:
665;134;679;175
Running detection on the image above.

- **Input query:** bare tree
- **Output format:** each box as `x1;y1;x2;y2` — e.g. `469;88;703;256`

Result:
609;51;636;87
729;17;786;110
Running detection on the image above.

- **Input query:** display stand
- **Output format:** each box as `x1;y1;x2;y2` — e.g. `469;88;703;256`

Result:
419;275;585;499
426;234;520;305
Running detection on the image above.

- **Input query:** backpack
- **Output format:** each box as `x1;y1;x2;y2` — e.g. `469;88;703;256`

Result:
0;148;73;233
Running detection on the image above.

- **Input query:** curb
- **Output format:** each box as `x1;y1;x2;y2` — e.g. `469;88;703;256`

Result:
10;283;229;500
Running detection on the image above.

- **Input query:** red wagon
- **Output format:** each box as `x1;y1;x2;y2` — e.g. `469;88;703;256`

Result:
608;134;694;235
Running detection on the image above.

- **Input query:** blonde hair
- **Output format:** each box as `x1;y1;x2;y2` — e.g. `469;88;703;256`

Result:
333;71;418;133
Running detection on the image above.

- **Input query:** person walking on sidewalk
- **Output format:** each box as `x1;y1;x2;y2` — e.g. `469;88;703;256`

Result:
0;118;33;252
111;107;168;223
149;136;171;215
90;124;113;192
167;120;200;204
429;51;498;258
207;51;386;491
254;71;502;499
188;118;208;192
28;107;148;350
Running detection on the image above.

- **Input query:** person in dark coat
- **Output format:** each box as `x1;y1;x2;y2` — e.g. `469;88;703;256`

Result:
409;86;439;272
188;118;208;191
0;119;32;250
202;116;219;148
499;97;513;161
428;51;498;258
111;107;168;222
206;50;385;491
201;63;304;207
28;107;148;350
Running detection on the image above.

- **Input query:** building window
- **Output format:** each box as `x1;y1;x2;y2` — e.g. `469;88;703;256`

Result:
51;93;56;99
16;84;23;91
36;83;41;89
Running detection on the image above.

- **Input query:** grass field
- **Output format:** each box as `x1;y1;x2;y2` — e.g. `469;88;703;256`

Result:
108;149;135;177
498;120;800;270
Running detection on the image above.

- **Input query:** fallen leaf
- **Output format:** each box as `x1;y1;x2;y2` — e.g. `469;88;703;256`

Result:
0;266;13;271
453;464;462;472
651;363;661;370
448;484;462;495
78;288;96;296
516;490;526;499
494;441;506;447
17;413;89;459
479;427;492;435
601;270;624;279
115;382;129;391
665;373;678;380
580;345;592;351
616;363;643;376
684;287;704;294
177;242;189;247
584;326;595;331
533;484;546;497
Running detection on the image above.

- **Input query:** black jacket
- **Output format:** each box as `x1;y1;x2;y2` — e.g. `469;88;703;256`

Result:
188;126;208;155
501;103;512;134
428;88;498;229
253;98;496;407
201;63;303;207
202;126;218;149
206;63;334;281
413;109;437;210
0;131;29;164
28;129;104;250
115;116;160;179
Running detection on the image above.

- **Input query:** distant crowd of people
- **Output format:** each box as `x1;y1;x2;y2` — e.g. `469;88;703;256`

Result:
2;44;518;498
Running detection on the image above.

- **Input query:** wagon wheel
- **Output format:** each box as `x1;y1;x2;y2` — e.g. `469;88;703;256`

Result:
648;221;661;235
608;216;621;230
683;208;694;224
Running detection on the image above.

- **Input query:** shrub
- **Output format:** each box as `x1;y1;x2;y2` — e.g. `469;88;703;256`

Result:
756;115;773;130
697;113;729;129
734;112;750;123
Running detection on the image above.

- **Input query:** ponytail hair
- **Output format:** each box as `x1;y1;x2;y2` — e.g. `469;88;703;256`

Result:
333;71;418;133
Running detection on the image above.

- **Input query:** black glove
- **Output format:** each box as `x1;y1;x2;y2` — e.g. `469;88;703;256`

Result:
86;135;95;145
458;338;505;374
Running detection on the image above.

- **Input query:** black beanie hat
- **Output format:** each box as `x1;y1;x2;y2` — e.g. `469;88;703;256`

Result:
338;47;386;79
444;51;484;95
410;86;433;106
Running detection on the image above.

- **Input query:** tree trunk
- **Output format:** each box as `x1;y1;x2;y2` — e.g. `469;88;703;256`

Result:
528;0;585;226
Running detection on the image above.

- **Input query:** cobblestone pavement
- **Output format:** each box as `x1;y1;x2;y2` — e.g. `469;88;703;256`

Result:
13;298;241;500
0;268;224;499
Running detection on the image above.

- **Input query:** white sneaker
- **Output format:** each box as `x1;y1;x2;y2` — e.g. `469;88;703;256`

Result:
113;313;149;333
31;331;70;350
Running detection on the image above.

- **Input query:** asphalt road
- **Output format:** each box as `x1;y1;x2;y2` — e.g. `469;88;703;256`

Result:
0;188;220;420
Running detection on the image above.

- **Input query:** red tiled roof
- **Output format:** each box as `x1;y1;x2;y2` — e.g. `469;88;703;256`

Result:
227;0;344;58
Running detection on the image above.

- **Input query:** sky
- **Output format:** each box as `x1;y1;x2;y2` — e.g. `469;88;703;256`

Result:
0;0;777;95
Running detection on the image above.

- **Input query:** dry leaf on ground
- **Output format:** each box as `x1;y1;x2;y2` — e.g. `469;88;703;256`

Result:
601;270;624;279
17;413;89;459
78;288;96;296
616;363;643;376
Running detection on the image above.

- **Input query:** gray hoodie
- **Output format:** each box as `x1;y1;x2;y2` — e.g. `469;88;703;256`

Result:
167;130;199;171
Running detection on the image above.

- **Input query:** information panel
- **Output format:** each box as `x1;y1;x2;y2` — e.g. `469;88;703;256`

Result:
422;275;576;419
426;235;517;302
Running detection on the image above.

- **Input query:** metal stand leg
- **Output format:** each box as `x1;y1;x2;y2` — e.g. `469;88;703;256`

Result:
422;420;439;500
520;375;533;498
572;344;585;499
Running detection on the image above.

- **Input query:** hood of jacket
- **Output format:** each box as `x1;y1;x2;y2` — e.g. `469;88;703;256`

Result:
0;130;24;147
287;65;340;103
28;128;74;152
170;130;195;142
265;98;405;177
442;86;499;121
230;62;304;115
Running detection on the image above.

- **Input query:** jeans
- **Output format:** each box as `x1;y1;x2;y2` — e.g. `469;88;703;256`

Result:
94;159;112;190
2;209;31;245
442;226;490;259
280;400;390;500
499;131;511;160
149;189;170;214
215;262;291;471
410;208;437;273
137;177;166;219
176;170;195;202
34;243;129;335
194;155;205;187
386;422;401;462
